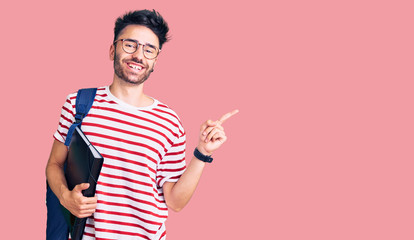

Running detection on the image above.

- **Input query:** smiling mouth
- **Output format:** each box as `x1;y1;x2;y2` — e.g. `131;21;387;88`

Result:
127;63;143;71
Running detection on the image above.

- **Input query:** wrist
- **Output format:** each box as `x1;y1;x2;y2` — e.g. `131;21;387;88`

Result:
194;147;213;163
196;146;212;156
59;185;70;203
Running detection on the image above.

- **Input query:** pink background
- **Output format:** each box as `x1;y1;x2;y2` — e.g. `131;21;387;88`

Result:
1;0;413;239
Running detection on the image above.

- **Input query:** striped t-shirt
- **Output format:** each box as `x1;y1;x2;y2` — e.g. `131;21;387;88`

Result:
54;86;186;240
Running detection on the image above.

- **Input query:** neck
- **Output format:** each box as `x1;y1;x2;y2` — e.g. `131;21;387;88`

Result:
109;76;153;107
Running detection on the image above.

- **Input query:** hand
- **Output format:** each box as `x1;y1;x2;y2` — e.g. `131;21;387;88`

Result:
197;109;239;155
60;183;98;218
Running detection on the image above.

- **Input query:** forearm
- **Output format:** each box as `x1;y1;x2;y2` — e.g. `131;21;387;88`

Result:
164;155;206;212
164;109;238;211
45;140;70;202
46;162;69;201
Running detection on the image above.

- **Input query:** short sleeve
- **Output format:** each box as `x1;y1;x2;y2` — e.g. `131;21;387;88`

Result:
53;94;76;143
156;133;187;188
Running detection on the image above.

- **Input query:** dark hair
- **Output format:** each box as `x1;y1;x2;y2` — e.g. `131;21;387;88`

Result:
114;9;170;49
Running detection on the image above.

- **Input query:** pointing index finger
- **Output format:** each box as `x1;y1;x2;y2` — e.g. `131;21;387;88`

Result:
218;109;239;124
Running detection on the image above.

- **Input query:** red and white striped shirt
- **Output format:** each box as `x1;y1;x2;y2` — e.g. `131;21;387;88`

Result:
54;86;186;240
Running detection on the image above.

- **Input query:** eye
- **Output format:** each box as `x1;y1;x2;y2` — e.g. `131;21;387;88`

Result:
126;43;136;48
146;45;157;53
123;40;137;49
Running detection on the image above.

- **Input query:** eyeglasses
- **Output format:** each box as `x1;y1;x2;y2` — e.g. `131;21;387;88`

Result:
113;39;161;59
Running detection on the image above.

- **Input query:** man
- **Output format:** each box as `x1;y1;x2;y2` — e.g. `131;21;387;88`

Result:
46;9;238;240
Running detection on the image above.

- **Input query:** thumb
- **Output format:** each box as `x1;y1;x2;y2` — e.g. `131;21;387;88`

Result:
74;183;90;192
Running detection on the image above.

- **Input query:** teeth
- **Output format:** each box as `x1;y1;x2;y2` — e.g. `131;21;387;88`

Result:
128;64;142;70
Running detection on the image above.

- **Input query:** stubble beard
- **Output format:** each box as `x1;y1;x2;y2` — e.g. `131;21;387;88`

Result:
113;52;154;86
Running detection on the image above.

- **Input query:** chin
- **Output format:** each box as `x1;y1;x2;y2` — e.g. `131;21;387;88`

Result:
115;71;150;85
123;75;149;85
126;79;147;85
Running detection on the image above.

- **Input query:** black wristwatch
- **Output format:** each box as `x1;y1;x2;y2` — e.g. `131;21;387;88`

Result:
194;148;213;163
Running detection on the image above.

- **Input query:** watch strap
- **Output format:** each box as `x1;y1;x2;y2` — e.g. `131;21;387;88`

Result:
194;148;213;163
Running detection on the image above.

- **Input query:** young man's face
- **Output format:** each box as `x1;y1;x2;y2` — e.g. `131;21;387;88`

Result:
110;25;160;85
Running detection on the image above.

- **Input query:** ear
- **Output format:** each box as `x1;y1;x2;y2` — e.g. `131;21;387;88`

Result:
109;44;115;61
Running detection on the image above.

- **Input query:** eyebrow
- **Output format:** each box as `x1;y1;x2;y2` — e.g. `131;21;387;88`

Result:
145;43;157;49
126;39;158;49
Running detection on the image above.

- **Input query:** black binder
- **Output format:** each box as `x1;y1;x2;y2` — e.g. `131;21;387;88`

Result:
65;126;104;239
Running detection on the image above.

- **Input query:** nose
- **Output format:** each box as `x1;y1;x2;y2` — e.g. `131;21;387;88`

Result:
132;44;145;60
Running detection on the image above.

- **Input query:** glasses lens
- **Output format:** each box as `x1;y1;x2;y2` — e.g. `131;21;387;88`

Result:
122;40;137;53
143;45;158;59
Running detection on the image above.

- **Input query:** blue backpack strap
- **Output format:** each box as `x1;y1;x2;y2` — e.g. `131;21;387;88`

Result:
64;88;97;146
